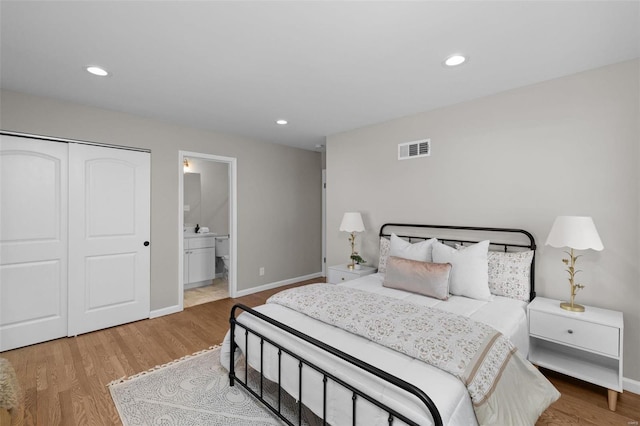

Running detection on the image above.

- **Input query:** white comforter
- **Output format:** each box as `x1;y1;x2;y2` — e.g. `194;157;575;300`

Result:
221;274;531;425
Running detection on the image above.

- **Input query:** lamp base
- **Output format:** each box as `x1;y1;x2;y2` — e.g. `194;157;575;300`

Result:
560;302;585;312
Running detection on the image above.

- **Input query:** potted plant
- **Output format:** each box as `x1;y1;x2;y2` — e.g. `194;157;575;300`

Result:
350;253;366;270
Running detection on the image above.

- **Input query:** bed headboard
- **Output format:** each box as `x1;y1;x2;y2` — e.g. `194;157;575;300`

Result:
379;223;537;301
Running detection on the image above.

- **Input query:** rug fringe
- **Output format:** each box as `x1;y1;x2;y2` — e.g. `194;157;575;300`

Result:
107;344;221;387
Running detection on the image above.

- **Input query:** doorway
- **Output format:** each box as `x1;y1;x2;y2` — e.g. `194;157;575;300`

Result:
178;151;237;309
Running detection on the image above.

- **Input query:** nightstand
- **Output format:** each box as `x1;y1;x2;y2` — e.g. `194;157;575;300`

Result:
327;264;376;284
528;297;623;411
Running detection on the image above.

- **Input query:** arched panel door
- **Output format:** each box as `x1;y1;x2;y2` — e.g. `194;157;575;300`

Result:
0;135;69;351
68;143;150;336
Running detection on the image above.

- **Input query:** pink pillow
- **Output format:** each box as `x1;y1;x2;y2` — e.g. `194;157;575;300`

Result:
383;256;451;300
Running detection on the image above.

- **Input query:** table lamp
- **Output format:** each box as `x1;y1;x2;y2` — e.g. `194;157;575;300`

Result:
545;216;603;312
339;212;365;269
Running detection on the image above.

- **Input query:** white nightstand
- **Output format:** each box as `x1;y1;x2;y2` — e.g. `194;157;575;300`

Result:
528;297;624;411
327;264;376;284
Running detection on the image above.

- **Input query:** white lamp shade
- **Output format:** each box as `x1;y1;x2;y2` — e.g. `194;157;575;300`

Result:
339;212;365;233
545;216;603;251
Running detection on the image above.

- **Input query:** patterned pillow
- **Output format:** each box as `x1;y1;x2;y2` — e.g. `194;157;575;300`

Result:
487;250;534;301
378;237;390;273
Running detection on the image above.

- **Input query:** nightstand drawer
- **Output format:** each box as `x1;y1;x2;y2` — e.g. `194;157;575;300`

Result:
328;269;357;284
327;264;376;284
530;310;619;357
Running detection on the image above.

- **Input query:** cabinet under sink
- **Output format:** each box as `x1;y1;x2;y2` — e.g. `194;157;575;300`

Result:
184;235;216;288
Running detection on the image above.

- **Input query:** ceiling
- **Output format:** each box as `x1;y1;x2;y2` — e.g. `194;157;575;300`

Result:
2;1;639;151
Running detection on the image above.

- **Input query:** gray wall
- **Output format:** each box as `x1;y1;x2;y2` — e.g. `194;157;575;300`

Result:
326;60;640;382
1;89;323;308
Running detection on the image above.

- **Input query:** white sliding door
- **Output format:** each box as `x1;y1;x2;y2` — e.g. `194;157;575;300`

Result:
68;143;150;336
0;136;69;351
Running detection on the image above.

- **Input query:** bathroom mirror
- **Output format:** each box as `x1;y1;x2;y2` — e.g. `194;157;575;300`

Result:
184;172;201;227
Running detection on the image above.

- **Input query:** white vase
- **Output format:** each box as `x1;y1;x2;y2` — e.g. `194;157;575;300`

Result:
354;264;362;270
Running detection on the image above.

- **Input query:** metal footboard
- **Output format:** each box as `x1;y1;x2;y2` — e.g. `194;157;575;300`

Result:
229;303;443;426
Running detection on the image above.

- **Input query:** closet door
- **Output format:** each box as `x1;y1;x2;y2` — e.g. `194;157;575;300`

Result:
68;144;150;336
0;136;69;351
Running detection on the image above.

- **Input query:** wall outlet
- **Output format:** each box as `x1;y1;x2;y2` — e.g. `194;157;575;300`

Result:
259;267;265;276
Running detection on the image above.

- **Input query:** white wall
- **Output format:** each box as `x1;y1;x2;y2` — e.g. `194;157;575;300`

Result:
1;89;323;309
326;60;640;382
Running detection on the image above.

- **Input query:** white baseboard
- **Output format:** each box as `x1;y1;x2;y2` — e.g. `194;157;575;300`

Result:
148;273;321;318
624;376;640;395
150;304;182;319
233;272;323;298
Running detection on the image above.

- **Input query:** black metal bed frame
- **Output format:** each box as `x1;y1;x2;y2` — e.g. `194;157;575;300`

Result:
229;304;442;426
228;223;537;426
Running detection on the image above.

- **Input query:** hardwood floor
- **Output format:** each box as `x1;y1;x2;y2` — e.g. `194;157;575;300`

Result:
2;278;638;425
537;370;640;425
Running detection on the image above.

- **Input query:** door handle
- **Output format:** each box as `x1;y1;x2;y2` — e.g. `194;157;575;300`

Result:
144;241;150;246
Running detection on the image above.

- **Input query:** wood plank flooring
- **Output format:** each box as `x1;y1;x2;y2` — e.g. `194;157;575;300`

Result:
2;278;638;425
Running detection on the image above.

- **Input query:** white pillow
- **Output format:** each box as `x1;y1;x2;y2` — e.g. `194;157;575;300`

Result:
432;240;491;301
389;233;437;262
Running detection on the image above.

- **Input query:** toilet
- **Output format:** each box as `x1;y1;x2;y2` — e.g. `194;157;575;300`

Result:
215;235;230;279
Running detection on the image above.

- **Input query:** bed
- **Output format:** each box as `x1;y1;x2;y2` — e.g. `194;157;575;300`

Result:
221;224;560;425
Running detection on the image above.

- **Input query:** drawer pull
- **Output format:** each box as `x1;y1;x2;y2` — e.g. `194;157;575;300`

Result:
341;278;345;281
567;329;573;334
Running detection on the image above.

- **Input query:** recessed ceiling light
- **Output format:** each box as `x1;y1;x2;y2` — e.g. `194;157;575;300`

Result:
444;55;466;67
86;66;109;76
276;119;288;125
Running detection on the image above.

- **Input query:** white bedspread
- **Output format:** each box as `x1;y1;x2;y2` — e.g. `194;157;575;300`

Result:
344;274;530;355
221;274;533;425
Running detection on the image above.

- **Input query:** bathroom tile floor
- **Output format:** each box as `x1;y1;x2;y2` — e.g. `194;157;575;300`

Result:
184;278;229;307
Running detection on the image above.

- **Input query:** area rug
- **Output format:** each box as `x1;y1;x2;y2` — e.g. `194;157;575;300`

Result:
108;346;320;426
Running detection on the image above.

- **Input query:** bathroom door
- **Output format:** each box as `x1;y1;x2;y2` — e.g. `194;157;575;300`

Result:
67;143;150;336
0;136;69;351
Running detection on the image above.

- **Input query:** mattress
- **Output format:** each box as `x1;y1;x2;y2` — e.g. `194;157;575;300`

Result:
221;273;530;425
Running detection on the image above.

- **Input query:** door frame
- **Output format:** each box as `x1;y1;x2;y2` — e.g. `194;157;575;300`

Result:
178;151;238;309
322;169;326;276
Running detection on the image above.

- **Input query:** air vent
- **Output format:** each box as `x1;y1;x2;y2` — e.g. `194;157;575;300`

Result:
398;139;430;160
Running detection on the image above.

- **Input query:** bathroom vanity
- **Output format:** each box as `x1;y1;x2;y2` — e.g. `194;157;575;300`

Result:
184;233;216;288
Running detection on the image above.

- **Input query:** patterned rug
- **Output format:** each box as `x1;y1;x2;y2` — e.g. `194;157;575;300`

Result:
108;346;319;425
